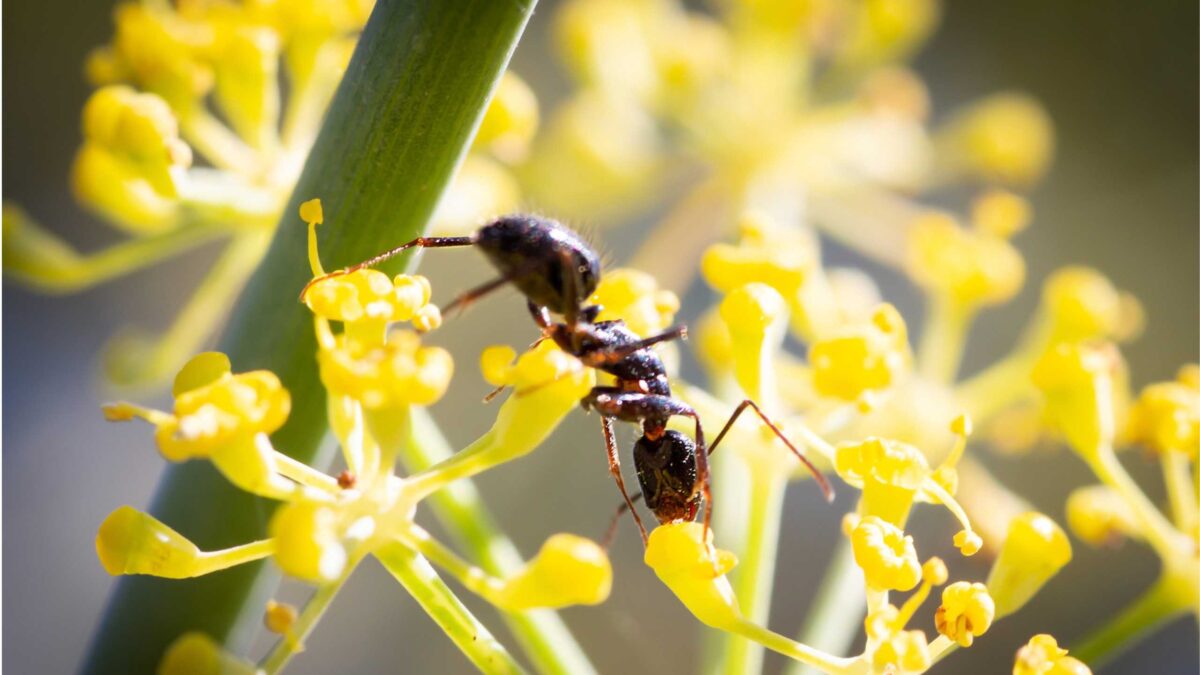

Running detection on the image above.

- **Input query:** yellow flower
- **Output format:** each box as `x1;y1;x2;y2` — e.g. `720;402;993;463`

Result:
1066;485;1139;547
1013;634;1092;675
269;500;347;583
935;93;1054;186
589;268;680;337
1042;267;1141;343
96;506;273;579
871;629;931;675
987;512;1072;618
934;581;994;647
644;522;741;631
906;211;1024;309
72;86;192;231
494;534;612;610
851;516;921;591
318;329;453;410
1128;371;1199;457
809;304;909;402
158;632;258;675
1032;341;1121;456
702;212;816;299
474;71;539;163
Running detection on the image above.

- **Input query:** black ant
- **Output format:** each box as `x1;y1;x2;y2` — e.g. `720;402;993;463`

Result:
302;214;833;545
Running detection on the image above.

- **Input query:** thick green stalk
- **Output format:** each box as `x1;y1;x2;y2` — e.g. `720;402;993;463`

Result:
82;1;536;672
404;409;597;675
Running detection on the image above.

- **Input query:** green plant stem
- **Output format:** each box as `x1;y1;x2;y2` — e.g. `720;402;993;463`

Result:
1074;571;1193;667
917;296;971;385
719;472;788;675
81;1;536;672
403;409;597;675
375;543;526;675
786;537;864;675
259;557;362;674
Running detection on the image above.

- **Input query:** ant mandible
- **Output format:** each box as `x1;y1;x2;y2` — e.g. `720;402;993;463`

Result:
302;214;833;545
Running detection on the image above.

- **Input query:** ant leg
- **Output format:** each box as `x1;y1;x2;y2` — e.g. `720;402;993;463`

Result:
602;491;644;549
442;275;511;316
708;400;834;502
581;325;689;367
602;417;649;546
300;235;474;300
681;411;714;543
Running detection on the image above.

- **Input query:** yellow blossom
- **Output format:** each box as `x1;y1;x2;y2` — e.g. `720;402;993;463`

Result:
702;212;816;299
871;629;931;674
72;86;192;232
493;534;612;610
96;506;273;579
935;581;994;647
1128;373;1199;457
907;211;1024;309
644;522;741;630
851;516;921;591
1066;484;1140;547
971;189;1031;239
1042;267;1141;343
158;632;259;675
1032;341;1121;456
987;512;1072;618
264;600;299;636
269;500;347;583
317;329;453;409
809;303;909;402
589;268;680;337
1013;634;1092;675
474;71;539;163
935;93;1054;186
719;282;787;401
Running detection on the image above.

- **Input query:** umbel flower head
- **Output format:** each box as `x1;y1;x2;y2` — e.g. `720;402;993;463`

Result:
97;202;611;671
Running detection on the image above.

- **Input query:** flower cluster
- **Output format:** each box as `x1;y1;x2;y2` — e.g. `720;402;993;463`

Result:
3;0;538;388
98;202;608;673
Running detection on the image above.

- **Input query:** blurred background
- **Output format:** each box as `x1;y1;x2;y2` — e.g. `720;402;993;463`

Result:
4;0;1197;673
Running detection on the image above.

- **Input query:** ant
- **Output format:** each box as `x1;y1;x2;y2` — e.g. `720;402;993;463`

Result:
303;214;833;544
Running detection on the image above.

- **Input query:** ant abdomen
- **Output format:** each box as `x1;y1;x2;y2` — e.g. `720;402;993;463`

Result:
474;215;601;318
634;430;701;524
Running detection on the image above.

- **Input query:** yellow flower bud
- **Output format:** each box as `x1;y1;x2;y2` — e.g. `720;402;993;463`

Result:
318;329;453;409
1128;376;1199;457
809;304;909;401
1032;341;1121;456
554;0;659;98
474;72;539;163
972;189;1032;239
935;581;995;647
72;86;191;232
953;529;983;556
851;516;921;591
871;629;932;674
97;506;202;578
173;352;233;397
838;0;940;71
264;600;298;635
922;557;949;586
907;211;1025;308
937;93;1054;186
1013;634;1092;675
589;268;680;337
1042;267;1135;342
1066;485;1138;547
702;212;816;298
987;512;1072;618
494;534;612;610
269;501;346;583
720;282;787;399
299;198;324;226
644;522;741;630
306;270;435;326
158;632;258;675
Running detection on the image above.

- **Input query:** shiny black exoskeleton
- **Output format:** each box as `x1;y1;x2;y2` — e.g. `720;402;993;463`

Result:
303;213;832;545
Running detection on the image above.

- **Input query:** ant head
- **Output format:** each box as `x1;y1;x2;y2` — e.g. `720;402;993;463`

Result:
633;430;701;525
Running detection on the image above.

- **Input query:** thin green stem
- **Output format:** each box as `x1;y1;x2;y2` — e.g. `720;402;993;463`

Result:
1162;451;1197;532
917;296;972;385
786;537;865;675
2;207;224;293
403;409;595;675
718;472;788;675
375;543;526;675
272;452;341;494
259;559;359;674
1087;448;1186;561
1074;571;1193;667
732;619;859;675
195;540;276;577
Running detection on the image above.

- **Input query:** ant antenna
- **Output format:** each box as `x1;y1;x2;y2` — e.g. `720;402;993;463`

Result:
708;399;835;502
